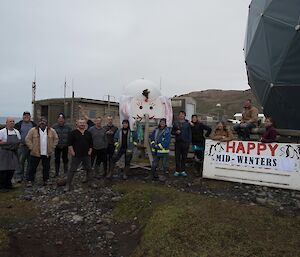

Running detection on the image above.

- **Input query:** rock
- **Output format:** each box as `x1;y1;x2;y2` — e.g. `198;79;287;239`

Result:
55;240;63;246
130;224;137;231
267;199;281;207
72;214;84;223
23;195;32;201
105;231;115;240
111;196;122;202
56;178;67;187
52;196;60;202
256;197;267;205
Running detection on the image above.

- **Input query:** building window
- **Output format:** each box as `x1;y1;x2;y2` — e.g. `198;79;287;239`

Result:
89;110;97;119
171;100;182;107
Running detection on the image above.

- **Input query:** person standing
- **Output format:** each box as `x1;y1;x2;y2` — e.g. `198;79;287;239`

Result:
66;118;93;191
14;111;36;182
103;115;118;175
88;117;108;178
150;118;171;180
107;120;137;180
190;115;212;163
52;113;72;177
0;117;21;192
25;117;58;186
233;99;259;140
171;111;192;177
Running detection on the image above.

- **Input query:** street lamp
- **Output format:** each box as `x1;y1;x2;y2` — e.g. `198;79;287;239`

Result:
216;103;222;121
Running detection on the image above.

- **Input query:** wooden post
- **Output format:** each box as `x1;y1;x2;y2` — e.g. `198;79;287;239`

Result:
144;114;153;165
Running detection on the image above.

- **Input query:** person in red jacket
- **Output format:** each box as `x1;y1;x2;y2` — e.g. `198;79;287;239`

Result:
260;117;277;143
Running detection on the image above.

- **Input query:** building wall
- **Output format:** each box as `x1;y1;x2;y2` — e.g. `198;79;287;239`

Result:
34;99;120;128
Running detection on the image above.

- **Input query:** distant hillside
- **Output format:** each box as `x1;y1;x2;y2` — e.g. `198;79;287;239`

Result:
180;89;263;118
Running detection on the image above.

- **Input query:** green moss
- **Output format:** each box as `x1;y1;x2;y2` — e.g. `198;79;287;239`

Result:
113;182;300;257
0;229;9;250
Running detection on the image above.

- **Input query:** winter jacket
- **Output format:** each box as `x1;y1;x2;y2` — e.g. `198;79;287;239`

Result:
114;129;137;153
150;127;171;156
261;126;277;143
190;122;212;146
171;120;192;143
52;123;72;148
25;127;59;157
210;128;233;142
241;106;259;125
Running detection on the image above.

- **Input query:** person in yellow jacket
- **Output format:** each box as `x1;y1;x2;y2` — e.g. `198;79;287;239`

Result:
106;120;137;180
150;118;171;180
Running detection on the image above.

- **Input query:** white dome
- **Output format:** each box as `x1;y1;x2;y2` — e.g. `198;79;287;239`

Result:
124;79;161;100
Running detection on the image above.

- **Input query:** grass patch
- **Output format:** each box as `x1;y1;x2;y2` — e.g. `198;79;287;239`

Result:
0;187;36;223
0;229;9;250
113;182;300;257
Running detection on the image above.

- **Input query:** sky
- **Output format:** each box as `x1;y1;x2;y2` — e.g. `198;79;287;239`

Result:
0;0;252;117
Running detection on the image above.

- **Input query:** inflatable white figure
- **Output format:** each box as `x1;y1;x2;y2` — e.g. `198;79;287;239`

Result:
119;79;173;129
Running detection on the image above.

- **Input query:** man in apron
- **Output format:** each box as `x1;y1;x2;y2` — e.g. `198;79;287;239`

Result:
0;117;21;192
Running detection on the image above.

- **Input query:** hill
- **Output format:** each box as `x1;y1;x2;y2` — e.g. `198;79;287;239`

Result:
180;89;263;118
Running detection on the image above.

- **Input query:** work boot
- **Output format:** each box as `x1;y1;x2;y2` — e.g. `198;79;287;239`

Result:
55;163;60;177
106;164;115;179
63;163;68;175
82;170;92;183
123;166;130;180
94;165;101;179
66;171;75;191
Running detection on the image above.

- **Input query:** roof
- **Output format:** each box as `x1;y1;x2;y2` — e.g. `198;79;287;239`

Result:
34;97;119;106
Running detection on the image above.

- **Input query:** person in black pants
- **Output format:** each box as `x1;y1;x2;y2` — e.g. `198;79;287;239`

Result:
66;118;93;191
103;115;118;174
25;117;58;186
88;117;108;178
190;115;212;175
171;111;192;177
52;113;72;177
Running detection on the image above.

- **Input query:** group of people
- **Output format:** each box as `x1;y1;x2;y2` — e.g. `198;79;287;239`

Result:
0;98;277;192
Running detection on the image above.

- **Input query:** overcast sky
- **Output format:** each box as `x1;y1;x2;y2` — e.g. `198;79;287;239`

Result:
1;0;251;117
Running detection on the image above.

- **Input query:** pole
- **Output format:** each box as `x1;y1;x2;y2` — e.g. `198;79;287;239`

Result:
32;81;36;119
108;94;111;115
144;114;153;164
64;78;67;115
71;90;75;127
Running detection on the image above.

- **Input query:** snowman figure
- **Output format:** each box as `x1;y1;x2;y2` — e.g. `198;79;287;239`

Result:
119;79;173;130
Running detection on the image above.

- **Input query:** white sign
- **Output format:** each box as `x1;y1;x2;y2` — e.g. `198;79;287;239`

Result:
203;139;300;190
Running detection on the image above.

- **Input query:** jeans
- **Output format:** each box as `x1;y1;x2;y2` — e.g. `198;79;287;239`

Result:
28;155;51;182
233;123;256;140
151;154;169;178
112;148;132;166
15;144;31;180
175;142;190;172
67;156;92;186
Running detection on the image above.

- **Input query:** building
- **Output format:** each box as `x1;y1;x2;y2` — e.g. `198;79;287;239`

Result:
171;96;197;120
33;97;119;127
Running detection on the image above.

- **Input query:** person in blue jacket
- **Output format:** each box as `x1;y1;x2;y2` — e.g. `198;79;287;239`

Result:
150;118;171;180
